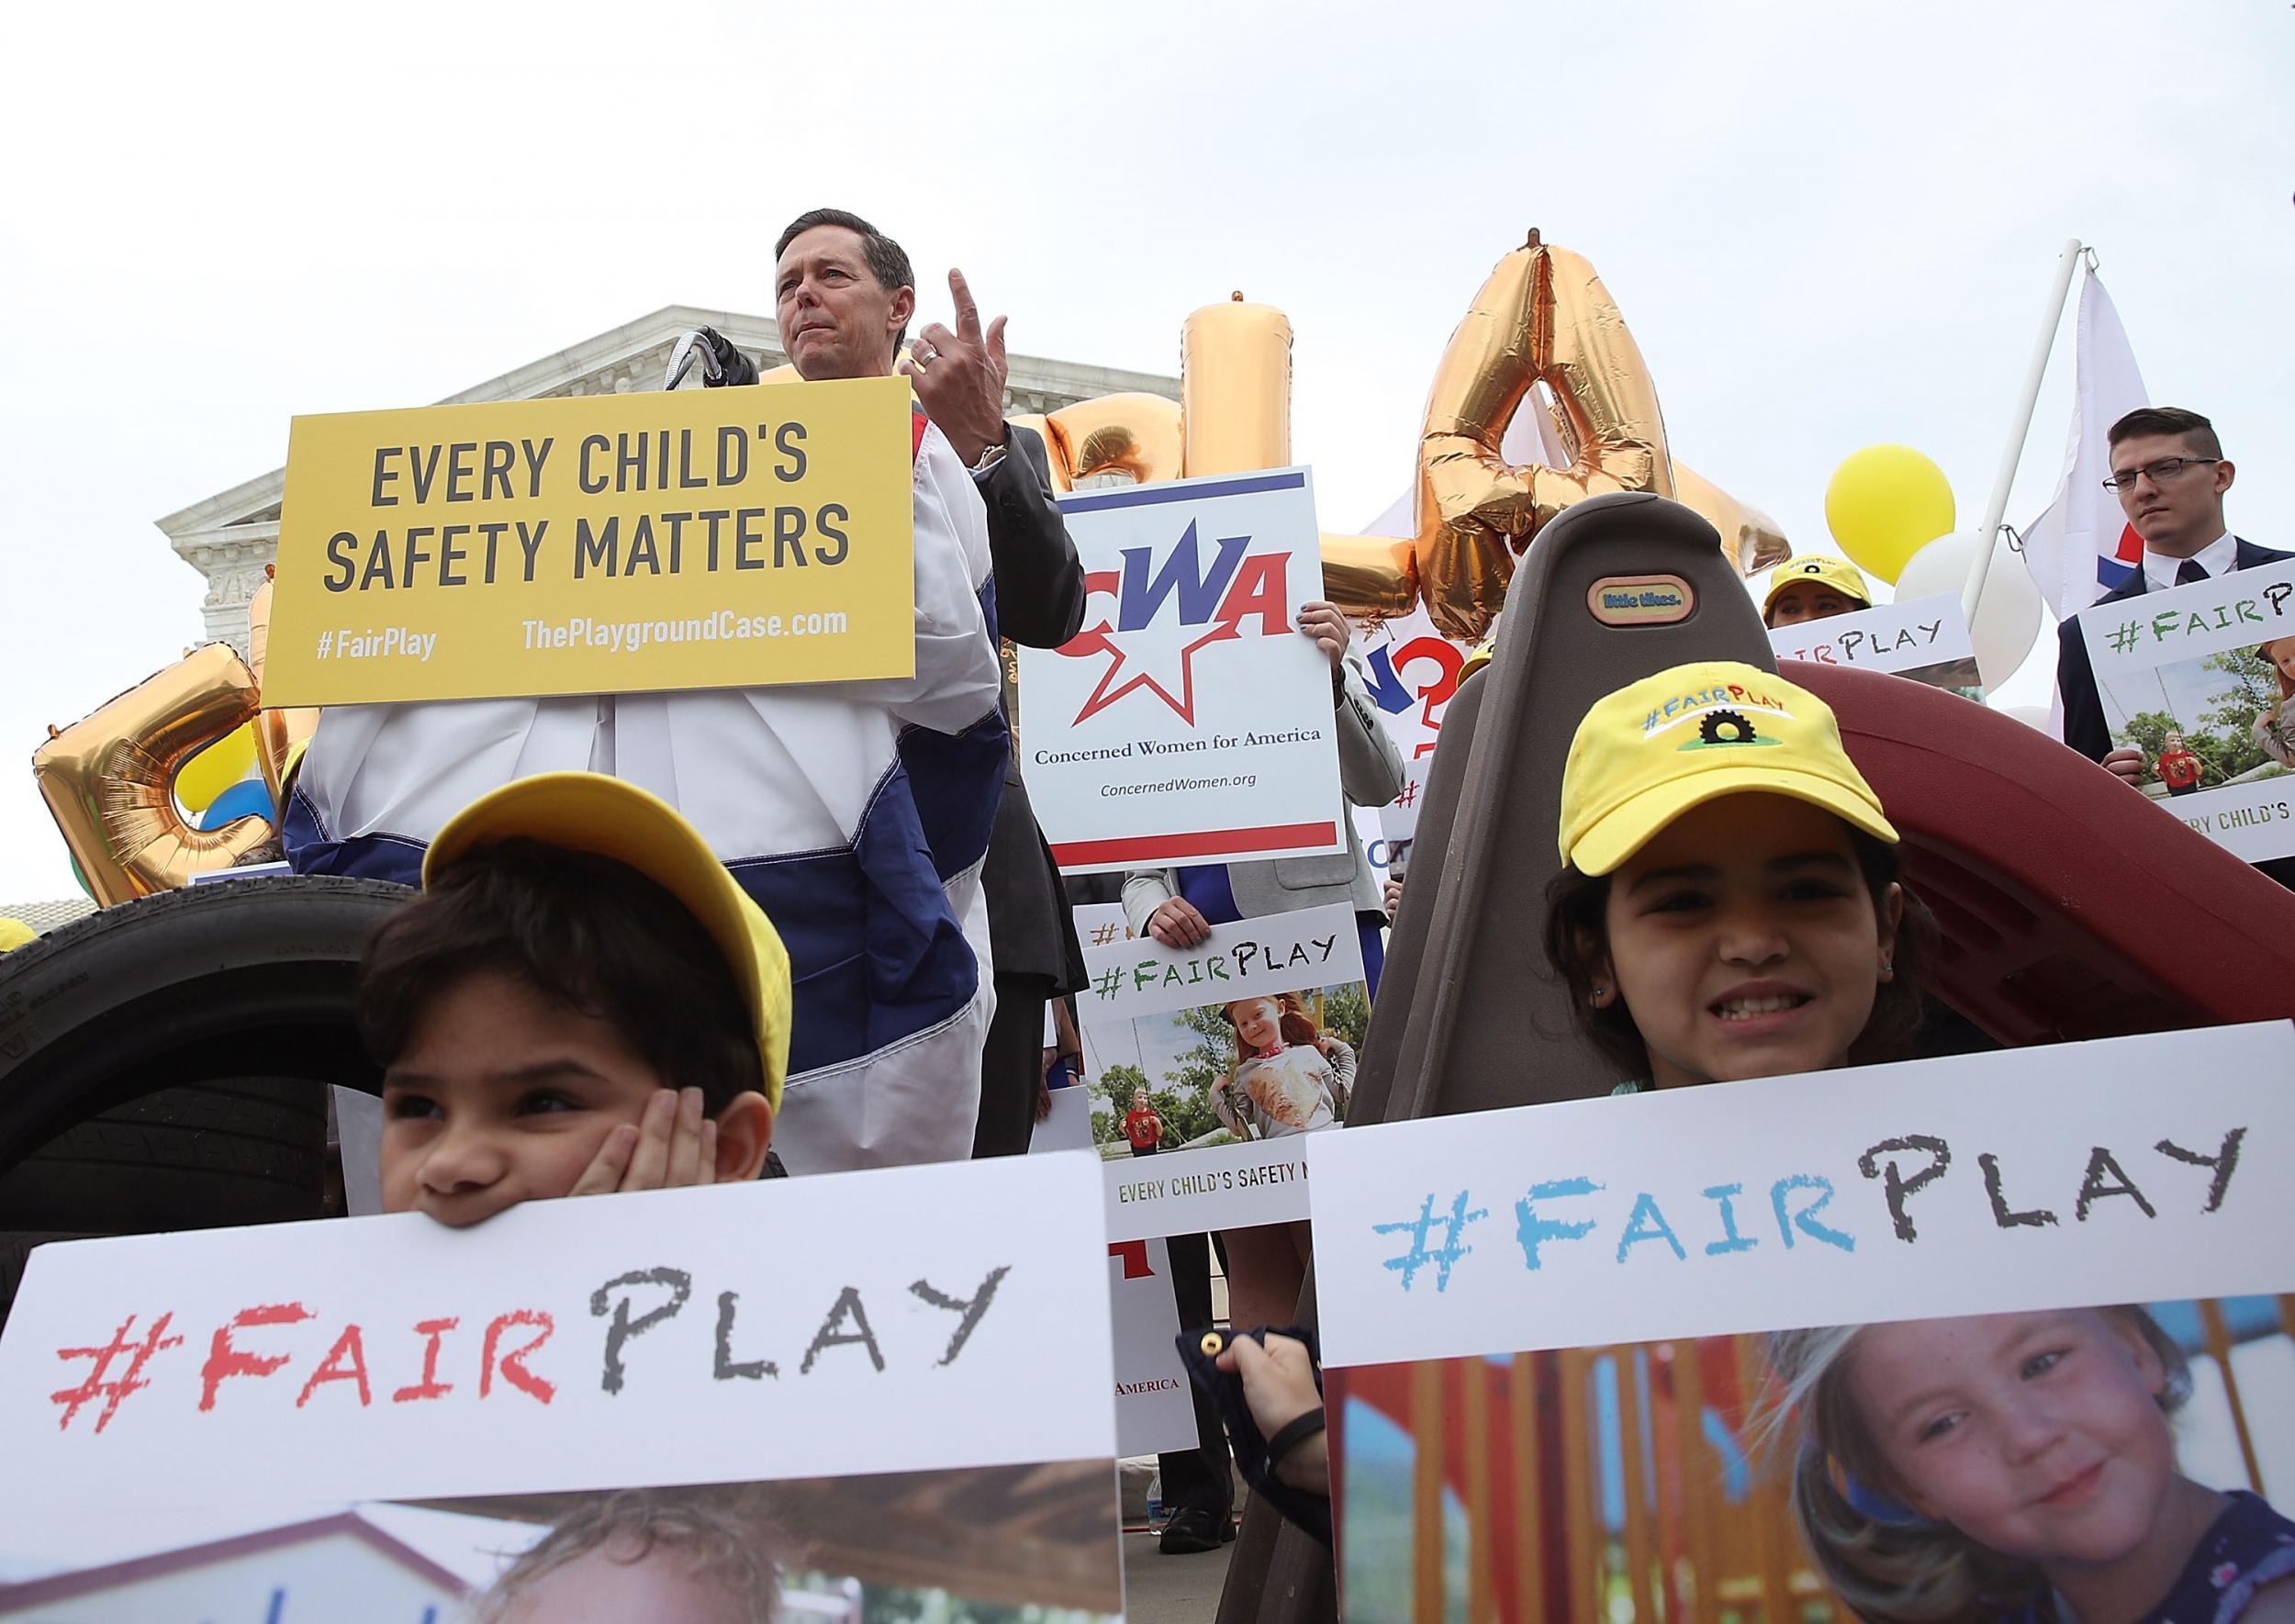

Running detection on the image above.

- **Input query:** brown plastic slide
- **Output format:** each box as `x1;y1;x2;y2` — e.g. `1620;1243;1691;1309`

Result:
1795;657;2295;1040
1215;492;2295;1624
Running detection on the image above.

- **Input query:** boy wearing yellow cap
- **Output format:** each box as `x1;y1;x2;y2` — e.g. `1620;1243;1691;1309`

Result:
359;773;789;1228
1762;555;1872;629
1542;662;1935;1092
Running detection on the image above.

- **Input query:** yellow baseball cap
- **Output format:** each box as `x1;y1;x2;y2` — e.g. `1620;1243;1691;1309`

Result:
1761;554;1872;617
1558;661;1897;875
424;772;791;1112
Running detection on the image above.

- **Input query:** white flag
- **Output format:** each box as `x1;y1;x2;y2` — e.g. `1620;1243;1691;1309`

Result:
2018;267;2150;623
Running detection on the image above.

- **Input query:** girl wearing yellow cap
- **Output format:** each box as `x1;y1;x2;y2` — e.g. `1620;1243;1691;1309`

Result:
1542;661;1935;1091
1762;555;1872;628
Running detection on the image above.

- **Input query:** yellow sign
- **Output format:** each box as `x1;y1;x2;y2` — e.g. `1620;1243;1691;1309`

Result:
263;376;915;706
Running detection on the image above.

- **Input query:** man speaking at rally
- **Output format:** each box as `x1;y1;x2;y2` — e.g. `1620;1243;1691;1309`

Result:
283;218;1011;1176
701;209;1090;1160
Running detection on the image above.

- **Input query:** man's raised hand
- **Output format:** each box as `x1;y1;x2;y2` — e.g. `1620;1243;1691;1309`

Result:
899;268;1011;467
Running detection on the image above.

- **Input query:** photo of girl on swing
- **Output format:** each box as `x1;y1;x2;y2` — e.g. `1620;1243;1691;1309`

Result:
1210;991;1355;1141
1081;977;1368;1159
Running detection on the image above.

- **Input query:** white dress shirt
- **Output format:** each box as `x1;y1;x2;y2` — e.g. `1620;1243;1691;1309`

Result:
2143;532;2238;592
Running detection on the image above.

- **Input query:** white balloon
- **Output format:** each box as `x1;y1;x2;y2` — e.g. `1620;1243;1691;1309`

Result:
1893;531;2043;689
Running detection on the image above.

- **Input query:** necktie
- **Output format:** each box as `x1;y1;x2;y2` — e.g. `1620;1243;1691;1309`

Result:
2177;559;2210;586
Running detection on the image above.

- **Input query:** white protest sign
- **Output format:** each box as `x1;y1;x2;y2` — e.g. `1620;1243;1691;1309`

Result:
1768;593;1981;696
330;1085;385;1218
2078;559;2295;862
1070;901;1134;951
1077;905;1365;1237
1374;756;1434;853
1104;1137;1315;1245
1078;901;1362;1025
0;1153;1116;1533
1106;1238;1197;1456
1353;605;1474;768
1307;1023;2295;1369
1030;1083;1095;1154
1018;468;1346;872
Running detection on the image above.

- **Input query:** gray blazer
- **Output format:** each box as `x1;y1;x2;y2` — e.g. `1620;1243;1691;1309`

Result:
1122;655;1405;929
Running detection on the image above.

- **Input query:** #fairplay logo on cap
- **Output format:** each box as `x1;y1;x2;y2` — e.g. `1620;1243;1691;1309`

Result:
1640;680;1795;742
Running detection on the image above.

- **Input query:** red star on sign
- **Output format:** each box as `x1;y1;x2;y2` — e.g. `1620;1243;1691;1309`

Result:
1066;574;1242;726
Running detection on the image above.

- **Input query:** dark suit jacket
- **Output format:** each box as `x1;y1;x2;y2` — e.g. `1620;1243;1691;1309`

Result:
2056;538;2294;761
975;425;1090;993
2055;537;2295;893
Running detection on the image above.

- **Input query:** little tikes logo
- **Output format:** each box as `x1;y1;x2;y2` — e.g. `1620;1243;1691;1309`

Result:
1642;683;1794;747
1056;520;1290;723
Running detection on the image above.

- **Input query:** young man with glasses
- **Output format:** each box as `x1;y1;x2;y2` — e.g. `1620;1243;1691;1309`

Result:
2055;407;2289;783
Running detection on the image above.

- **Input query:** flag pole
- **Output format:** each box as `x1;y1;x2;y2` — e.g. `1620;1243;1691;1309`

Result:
1962;239;2086;624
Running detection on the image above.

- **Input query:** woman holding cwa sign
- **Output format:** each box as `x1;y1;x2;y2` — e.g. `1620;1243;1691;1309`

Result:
1123;598;1404;1335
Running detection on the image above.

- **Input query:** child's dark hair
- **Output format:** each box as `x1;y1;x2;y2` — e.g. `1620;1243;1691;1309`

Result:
360;839;763;1113
1541;826;1938;1081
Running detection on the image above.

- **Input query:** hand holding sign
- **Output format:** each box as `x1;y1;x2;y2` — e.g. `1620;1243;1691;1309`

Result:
901;269;1009;467
1297;600;1350;671
1148;896;1213;948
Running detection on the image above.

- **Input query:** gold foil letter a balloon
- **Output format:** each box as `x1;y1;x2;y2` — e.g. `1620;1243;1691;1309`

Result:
1415;233;1675;640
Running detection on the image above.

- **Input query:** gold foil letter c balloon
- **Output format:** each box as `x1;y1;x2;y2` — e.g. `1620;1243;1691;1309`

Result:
34;644;276;906
1414;234;1676;641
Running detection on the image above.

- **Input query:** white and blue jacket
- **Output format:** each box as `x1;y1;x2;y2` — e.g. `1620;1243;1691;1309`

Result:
285;419;1008;1174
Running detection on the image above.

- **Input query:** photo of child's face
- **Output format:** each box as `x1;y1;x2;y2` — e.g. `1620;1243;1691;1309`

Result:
2267;641;2295;683
488;1536;756;1624
1599;794;1898;1089
1131;1087;1150;1109
1228;997;1284;1054
379;969;670;1228
1844;1308;2176;1571
2165;733;2185;751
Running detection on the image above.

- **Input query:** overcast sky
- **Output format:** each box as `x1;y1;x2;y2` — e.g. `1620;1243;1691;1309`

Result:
2;0;2289;903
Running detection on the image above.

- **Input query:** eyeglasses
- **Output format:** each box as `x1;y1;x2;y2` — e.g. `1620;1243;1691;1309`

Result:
2102;456;2221;494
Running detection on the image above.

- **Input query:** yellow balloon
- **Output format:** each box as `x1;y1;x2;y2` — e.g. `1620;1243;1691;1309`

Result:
0;916;34;953
174;720;258;814
1823;444;1955;585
